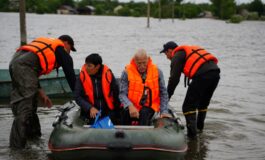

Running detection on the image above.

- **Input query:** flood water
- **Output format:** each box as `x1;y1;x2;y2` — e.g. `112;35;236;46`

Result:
0;12;265;160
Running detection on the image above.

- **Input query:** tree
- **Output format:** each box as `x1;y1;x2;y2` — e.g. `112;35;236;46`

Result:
248;0;264;16
0;0;10;11
181;3;201;18
46;0;62;13
210;0;236;19
60;0;75;7
117;6;131;16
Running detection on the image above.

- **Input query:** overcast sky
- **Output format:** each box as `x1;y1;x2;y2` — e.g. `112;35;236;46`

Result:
118;0;265;4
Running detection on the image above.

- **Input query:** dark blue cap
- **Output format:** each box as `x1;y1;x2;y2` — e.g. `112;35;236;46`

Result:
160;41;178;53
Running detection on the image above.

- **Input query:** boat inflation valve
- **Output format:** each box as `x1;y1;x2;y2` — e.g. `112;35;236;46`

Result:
115;130;125;138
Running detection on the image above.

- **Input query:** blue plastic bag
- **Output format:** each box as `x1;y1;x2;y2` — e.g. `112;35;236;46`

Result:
92;111;114;129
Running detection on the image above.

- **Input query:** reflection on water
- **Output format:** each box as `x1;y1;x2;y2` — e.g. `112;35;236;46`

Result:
1;12;265;160
185;135;208;160
9;144;48;160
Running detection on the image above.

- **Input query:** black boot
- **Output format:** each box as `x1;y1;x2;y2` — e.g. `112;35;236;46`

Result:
185;114;197;139
197;111;207;132
28;114;42;139
29;95;42;139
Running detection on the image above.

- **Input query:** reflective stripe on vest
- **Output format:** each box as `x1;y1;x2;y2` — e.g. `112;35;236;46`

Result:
126;58;160;112
172;45;218;78
80;64;115;110
18;37;65;75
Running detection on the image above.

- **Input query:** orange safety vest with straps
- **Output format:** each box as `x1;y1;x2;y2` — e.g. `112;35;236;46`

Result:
80;64;115;110
126;58;160;112
18;37;65;75
172;45;218;78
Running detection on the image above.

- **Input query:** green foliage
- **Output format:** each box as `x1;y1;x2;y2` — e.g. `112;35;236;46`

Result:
78;0;92;8
95;5;105;15
229;14;244;23
159;5;173;18
61;0;75;6
46;0;62;13
247;12;259;20
0;0;10;11
0;0;264;21
24;0;74;13
117;6;131;16
210;0;236;19
248;0;264;16
78;0;119;15
181;3;202;18
35;2;48;14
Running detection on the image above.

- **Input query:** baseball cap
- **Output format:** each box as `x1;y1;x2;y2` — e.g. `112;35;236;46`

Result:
58;35;76;52
160;41;178;53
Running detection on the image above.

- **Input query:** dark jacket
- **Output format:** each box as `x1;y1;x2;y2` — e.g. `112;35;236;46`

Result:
167;50;220;99
54;46;76;91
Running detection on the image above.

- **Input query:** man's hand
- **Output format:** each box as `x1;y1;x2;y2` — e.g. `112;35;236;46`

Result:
128;105;139;118
38;89;52;108
90;107;99;119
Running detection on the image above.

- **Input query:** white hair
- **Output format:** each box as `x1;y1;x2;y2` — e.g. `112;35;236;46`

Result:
134;48;148;60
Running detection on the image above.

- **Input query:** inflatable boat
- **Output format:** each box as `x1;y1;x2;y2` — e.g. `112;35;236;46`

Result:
48;101;187;160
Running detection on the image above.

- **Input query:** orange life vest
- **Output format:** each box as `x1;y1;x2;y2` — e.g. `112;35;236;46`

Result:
18;37;65;75
172;45;218;78
126;58;160;112
80;64;115;110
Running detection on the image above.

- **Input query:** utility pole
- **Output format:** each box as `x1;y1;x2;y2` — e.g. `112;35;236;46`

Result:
159;0;161;21
147;0;150;28
172;0;175;23
19;0;27;45
182;2;185;20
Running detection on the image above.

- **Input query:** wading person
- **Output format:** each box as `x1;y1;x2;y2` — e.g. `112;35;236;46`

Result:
119;49;170;126
160;41;220;138
74;53;121;125
9;35;77;148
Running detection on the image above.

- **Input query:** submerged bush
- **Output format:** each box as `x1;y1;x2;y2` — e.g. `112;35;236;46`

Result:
260;15;265;21
229;14;244;23
247;12;259;20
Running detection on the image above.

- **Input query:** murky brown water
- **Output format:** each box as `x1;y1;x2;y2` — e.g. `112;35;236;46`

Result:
0;12;265;160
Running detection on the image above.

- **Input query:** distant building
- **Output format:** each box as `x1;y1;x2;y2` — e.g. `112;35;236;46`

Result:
198;11;213;18
77;5;95;15
57;5;77;14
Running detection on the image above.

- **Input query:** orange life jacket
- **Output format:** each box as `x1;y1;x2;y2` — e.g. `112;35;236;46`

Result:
126;58;160;112
18;37;65;75
80;64;115;110
172;45;218;78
